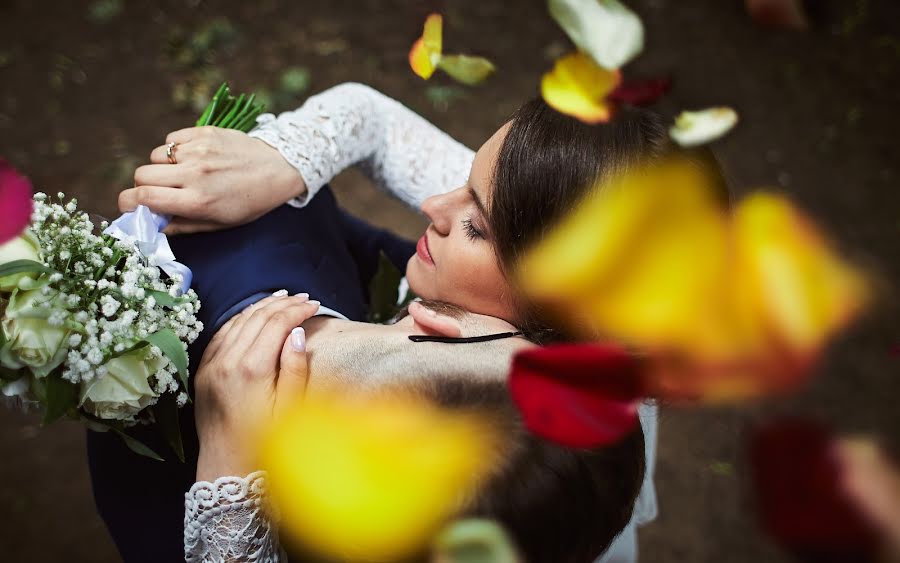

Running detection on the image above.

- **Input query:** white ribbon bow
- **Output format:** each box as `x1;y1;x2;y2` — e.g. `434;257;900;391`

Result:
103;205;193;295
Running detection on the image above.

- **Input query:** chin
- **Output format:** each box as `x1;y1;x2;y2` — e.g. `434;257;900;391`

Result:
404;258;432;300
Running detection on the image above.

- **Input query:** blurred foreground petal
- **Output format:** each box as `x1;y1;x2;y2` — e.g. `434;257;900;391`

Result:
517;157;869;402
750;419;880;562
731;193;869;362
259;393;497;561
548;0;644;69
410;13;443;79
541;52;621;123
608;76;672;107
669;107;739;147
438;55;496;86
432;519;521;563
519;159;729;351
836;439;900;557
0;159;33;244
745;0;809;30
508;344;643;447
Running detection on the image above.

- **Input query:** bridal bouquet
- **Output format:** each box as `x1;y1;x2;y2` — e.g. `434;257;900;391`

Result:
0;83;262;459
0;192;202;457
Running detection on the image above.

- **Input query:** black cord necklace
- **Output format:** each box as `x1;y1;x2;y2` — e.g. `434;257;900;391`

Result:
408;331;524;344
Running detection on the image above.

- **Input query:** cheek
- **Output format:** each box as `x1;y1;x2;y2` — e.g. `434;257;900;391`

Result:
440;245;513;315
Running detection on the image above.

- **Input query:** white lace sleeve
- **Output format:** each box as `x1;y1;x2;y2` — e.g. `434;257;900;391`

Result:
248;82;475;209
184;471;286;562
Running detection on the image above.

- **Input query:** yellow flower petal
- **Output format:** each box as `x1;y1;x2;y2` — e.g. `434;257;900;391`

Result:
409;13;443;79
731;192;869;355
519;158;730;350
669;107;739;147
258;393;497;561
541;52;621;123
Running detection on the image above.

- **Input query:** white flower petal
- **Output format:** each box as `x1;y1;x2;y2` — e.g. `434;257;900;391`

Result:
669;107;739;147
548;0;644;69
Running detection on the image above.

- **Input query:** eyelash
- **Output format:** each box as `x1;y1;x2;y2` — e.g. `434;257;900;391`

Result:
462;216;485;241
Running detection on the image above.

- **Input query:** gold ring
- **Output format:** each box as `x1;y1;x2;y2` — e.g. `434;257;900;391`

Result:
166;142;178;164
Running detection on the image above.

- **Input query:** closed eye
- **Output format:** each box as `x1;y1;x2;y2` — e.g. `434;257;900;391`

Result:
462;215;485;241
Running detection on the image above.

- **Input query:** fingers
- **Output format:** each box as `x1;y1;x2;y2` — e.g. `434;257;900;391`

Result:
118;185;205;217
165;127;197;146
134;163;189;189
241;299;320;373
275;327;308;418
219;295;317;371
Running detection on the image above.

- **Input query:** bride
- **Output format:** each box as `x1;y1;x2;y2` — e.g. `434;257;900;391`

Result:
118;83;696;561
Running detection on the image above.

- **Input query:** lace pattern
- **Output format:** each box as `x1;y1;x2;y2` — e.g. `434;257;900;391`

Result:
184;471;285;562
249;82;475;209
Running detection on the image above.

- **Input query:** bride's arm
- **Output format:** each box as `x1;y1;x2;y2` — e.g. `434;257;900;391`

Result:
185;294;316;562
249;82;475;209
185;472;286;562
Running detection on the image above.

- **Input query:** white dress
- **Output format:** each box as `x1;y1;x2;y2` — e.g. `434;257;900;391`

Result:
183;83;658;562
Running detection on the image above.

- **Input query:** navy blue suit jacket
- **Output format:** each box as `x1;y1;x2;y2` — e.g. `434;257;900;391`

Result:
86;187;415;562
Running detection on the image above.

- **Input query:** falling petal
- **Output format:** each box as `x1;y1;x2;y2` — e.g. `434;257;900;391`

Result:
432;519;522;563
608;76;672;107
541;52;622;123
548;0;644;69
508;344;644;447
731;193;869;359
669;107;739;147
438;54;496;86
518;158;730;351
409;13;443;79
0;159;33;244
750;419;881;562
258;393;497;561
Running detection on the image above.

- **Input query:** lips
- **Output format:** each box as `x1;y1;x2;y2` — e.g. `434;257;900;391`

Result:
416;233;434;266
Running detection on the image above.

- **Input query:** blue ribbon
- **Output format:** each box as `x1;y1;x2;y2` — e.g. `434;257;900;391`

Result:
103;206;193;295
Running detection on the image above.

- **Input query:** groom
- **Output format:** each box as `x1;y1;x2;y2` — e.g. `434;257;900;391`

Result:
87;185;419;562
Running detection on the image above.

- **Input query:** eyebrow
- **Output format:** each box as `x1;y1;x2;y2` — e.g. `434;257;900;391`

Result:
468;185;488;218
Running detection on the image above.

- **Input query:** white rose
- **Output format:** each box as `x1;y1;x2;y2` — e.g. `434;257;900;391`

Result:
1;289;69;377
0;231;42;292
80;348;168;420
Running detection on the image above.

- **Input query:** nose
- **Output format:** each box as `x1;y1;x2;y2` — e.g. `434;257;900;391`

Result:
421;188;463;236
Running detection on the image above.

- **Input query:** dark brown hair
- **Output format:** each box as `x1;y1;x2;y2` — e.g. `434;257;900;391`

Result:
418;376;646;563
489;99;729;343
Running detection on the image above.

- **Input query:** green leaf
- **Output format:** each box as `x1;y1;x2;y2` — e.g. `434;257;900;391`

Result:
367;251;403;324
437;55;496;86
146;289;184;308
113;429;164;461
153;393;185;463
0;259;55;279
42;374;78;425
547;0;644;70
145;329;189;391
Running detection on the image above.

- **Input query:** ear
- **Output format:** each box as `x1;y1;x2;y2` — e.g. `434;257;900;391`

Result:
408;301;463;338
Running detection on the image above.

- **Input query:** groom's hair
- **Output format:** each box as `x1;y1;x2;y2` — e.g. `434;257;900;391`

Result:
413;375;646;563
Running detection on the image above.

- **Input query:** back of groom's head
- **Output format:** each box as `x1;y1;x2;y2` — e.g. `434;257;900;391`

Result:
414;375;646;563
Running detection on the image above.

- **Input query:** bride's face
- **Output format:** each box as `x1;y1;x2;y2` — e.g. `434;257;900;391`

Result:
405;123;517;323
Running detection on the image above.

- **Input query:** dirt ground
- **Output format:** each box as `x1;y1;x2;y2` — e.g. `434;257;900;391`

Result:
1;0;898;561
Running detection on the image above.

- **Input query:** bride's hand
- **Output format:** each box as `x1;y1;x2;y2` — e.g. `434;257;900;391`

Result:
118;127;307;235
194;293;318;481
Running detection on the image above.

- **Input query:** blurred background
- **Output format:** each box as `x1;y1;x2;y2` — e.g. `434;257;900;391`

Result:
0;0;897;561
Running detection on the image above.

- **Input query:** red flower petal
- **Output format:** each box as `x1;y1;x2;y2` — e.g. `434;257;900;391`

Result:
749;418;881;562
608;77;672;107
0;159;33;244
508;344;645;448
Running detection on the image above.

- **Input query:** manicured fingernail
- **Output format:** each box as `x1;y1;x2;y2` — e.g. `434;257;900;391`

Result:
293;292;309;300
290;327;306;352
272;289;289;297
307;300;320;308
